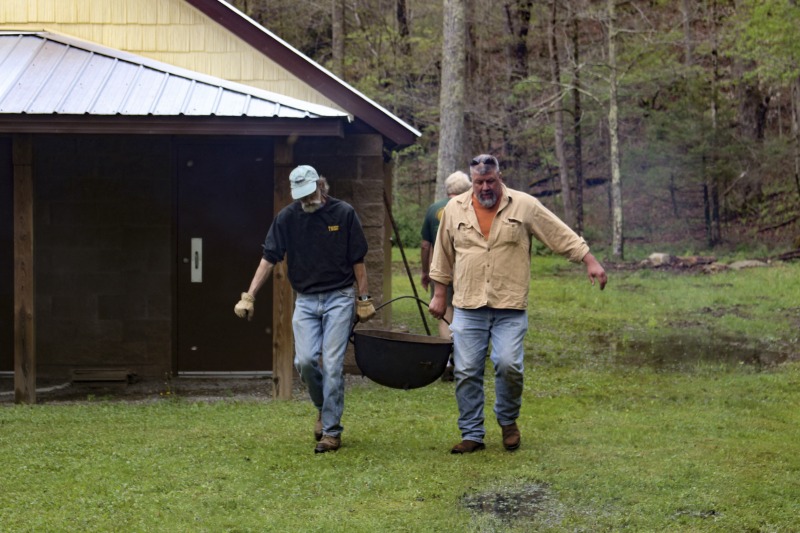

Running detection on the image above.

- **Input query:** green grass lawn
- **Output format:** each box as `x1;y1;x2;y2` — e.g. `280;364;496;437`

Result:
2;251;799;532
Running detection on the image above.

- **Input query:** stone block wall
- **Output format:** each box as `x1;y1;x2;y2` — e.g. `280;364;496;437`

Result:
292;134;388;306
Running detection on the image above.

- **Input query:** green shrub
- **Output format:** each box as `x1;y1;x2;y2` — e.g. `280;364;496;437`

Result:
390;198;424;249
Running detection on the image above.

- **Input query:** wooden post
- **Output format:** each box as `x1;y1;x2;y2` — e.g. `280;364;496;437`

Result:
13;134;35;404
272;261;294;400
272;140;294;400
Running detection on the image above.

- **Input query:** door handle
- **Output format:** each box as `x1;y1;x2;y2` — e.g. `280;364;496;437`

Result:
191;238;202;283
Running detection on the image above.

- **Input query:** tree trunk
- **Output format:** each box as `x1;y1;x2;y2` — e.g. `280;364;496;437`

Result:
791;77;800;195
549;0;573;226
502;0;532;191
703;180;711;244
709;0;722;245
397;0;410;56
331;0;346;78
738;80;769;142
794;77;800;198
681;0;693;66
608;0;624;259
571;5;584;235
506;0;531;81
436;0;467;197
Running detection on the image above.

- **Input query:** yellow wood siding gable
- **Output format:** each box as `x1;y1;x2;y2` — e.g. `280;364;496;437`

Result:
0;0;343;111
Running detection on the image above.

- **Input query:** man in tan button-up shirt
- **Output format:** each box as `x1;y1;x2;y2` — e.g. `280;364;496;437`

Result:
429;154;607;454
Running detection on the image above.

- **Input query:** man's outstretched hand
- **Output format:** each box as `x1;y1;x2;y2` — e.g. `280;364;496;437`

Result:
583;253;608;290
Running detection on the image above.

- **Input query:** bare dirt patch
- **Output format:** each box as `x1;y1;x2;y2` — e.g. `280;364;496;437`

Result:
462;482;561;525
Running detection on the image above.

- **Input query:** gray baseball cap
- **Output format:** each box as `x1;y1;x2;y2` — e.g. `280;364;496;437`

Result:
289;165;320;200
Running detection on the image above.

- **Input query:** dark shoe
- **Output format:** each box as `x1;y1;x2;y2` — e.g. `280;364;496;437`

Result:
441;364;455;382
450;440;485;454
501;422;521;451
314;412;322;442
314;435;341;454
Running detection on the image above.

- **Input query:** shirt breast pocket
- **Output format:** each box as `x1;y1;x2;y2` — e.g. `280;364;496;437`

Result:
454;222;481;247
498;218;522;244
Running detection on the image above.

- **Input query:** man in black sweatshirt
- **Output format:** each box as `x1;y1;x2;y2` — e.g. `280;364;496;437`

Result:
235;165;376;453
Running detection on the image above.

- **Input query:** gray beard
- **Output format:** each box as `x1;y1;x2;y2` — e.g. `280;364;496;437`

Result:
477;191;498;208
301;201;323;213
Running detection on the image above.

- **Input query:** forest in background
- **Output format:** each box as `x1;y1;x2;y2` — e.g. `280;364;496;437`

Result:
231;0;800;258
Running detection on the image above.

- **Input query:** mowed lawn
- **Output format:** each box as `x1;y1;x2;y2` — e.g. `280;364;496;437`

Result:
2;252;799;532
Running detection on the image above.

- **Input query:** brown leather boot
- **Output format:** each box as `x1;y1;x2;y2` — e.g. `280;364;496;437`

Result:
314;435;341;454
450;440;485;454
314;412;322;442
500;422;521;451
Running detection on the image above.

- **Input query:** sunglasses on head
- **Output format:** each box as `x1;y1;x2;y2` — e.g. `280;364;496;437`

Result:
470;155;498;167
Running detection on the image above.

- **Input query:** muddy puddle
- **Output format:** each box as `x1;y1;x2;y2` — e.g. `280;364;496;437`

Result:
594;332;792;370
462;482;554;522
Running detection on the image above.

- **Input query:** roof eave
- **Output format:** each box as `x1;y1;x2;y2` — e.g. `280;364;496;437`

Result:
0;115;346;137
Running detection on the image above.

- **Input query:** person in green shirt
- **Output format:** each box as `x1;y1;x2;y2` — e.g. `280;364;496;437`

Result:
420;171;472;379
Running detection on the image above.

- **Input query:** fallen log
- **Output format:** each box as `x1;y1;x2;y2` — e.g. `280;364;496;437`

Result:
774;249;800;261
758;215;799;233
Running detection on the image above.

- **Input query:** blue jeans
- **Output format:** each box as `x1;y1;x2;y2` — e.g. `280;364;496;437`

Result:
450;307;528;443
293;287;356;438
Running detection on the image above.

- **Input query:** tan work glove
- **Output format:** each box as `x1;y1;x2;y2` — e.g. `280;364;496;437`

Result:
234;292;255;320
356;297;376;322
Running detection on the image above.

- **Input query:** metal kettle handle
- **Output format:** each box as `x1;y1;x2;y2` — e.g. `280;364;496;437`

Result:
349;294;451;341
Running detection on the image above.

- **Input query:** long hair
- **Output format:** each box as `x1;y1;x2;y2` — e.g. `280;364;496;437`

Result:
318;176;330;199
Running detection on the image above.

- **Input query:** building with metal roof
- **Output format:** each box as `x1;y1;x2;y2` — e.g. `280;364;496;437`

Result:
0;0;420;403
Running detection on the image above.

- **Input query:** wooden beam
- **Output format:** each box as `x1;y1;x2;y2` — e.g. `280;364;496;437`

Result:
13;134;35;404
271;141;294;400
0;116;346;137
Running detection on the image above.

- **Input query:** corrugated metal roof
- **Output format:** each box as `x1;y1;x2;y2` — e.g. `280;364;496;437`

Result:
0;31;349;120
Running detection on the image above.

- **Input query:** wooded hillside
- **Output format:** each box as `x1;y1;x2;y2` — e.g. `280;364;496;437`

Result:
233;0;800;257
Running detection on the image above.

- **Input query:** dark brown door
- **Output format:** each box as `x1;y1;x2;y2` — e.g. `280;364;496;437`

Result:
177;139;274;372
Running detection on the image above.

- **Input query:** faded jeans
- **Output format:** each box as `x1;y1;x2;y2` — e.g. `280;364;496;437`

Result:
450;306;528;443
293;287;355;438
